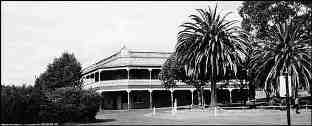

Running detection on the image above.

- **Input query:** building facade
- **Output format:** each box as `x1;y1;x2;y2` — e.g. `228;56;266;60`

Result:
81;46;249;110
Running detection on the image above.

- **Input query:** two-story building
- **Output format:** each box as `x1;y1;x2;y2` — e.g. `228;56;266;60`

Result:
81;46;249;110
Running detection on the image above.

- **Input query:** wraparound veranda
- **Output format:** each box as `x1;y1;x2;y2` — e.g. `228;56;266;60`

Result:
99;85;250;110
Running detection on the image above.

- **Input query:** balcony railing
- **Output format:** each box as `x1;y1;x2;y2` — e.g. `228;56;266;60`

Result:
83;79;164;89
82;79;249;90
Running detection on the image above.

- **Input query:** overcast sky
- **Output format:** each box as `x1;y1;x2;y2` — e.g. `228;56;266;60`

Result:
1;1;243;86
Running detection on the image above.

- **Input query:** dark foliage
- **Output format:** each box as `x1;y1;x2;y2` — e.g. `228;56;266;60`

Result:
46;87;101;123
1;85;101;124
239;1;312;39
159;52;186;89
35;52;82;90
2;52;100;124
1;85;47;123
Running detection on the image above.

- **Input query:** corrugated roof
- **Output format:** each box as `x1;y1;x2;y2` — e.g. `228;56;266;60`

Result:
82;46;172;74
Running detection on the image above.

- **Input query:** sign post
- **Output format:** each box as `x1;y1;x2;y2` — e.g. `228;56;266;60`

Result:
280;73;291;126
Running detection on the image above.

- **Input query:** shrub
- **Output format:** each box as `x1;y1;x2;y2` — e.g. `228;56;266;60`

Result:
46;87;101;123
79;89;102;122
1;85;33;123
1;85;101;124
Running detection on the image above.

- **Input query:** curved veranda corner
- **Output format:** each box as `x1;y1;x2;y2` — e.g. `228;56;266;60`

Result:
81;46;250;110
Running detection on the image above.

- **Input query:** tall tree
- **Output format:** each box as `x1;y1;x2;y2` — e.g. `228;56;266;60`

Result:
35;52;82;90
239;1;312;39
250;20;312;99
159;53;206;106
159;52;185;89
176;5;249;107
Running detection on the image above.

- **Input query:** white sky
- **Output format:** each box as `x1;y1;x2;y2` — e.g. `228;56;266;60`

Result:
1;1;243;86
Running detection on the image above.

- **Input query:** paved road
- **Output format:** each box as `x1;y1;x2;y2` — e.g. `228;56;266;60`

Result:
82;108;311;125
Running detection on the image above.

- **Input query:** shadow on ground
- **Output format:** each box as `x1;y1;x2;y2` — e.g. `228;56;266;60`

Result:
84;119;116;123
70;118;116;125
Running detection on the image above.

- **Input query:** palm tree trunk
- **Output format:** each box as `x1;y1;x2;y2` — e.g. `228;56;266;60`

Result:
201;86;204;108
294;82;298;99
265;90;270;103
210;80;217;107
197;89;202;106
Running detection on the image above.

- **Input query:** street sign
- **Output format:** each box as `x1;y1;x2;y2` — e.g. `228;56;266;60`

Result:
279;76;292;97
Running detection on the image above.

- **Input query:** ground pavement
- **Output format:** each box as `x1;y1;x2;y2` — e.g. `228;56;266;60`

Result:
81;107;311;125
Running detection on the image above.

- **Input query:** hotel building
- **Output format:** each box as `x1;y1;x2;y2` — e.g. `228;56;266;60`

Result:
81;46;249;110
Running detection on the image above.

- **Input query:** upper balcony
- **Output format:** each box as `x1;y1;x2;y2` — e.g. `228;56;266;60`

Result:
82;78;249;92
83;79;168;91
82;68;162;85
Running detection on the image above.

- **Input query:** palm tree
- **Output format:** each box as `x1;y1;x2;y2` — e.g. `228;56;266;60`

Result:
250;20;312;100
176;5;250;108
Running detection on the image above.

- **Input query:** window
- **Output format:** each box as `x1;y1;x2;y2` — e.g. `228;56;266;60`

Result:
95;72;99;82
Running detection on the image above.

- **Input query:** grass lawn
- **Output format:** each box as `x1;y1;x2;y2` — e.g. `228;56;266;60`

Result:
76;107;311;125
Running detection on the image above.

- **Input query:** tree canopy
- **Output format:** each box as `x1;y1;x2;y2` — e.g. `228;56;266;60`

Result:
240;1;312;98
35;52;82;90
239;1;312;39
159;52;185;89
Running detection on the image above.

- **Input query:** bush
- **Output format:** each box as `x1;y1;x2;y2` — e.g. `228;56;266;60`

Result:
1;85;101;124
46;87;101;123
1;85;34;123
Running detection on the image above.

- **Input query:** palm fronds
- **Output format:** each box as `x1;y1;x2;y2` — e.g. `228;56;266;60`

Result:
176;5;250;106
250;20;312;97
